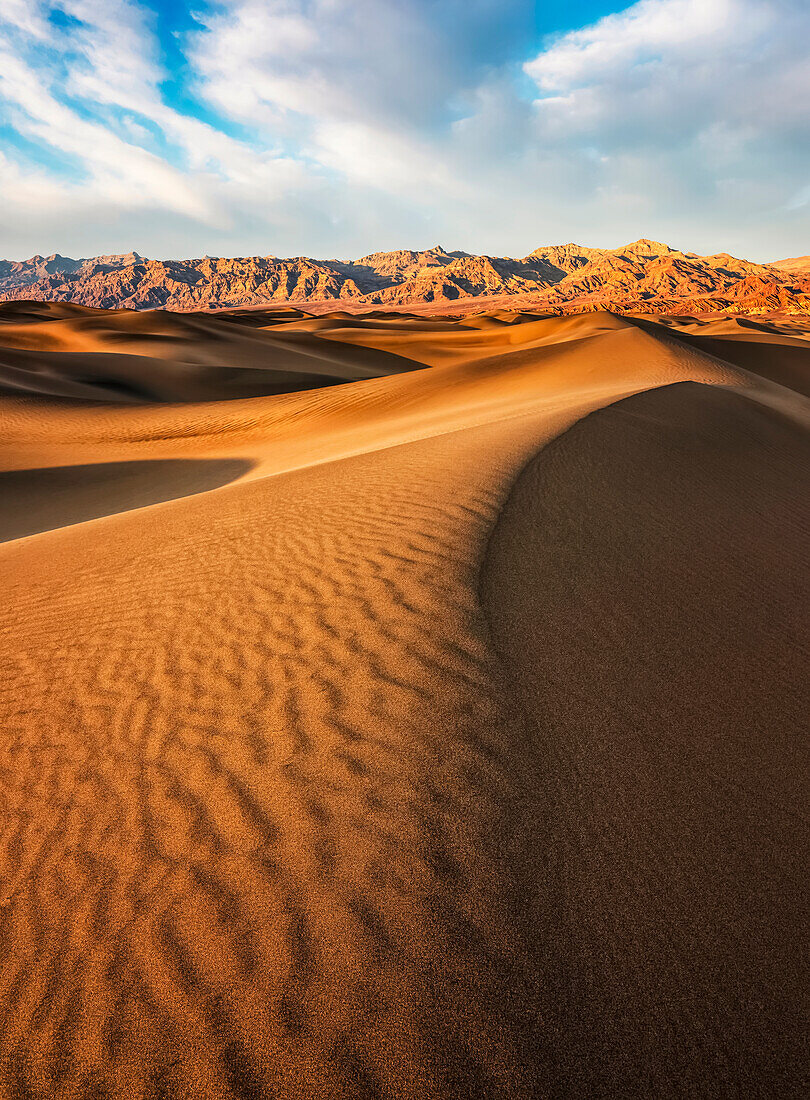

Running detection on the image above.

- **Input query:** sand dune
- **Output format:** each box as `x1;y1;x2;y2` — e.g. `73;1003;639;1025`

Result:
0;307;807;1097
0;459;253;542
0;302;421;403
632;314;810;396
482;381;809;1094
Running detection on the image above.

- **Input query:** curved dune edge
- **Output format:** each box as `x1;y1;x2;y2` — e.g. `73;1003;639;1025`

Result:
0;317;808;1097
0;315;729;547
480;381;809;1095
0;413;592;1100
0;301;424;403
0;458;254;543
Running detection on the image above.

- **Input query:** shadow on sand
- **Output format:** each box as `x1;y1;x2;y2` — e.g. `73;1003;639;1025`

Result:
0;457;252;542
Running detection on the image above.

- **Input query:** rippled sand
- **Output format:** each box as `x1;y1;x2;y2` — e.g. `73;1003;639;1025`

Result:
1;305;807;1097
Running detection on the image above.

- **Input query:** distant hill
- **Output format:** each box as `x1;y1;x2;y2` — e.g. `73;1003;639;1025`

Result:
770;255;810;276
1;240;808;314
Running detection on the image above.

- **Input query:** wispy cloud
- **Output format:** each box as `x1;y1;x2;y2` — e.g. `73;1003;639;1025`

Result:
0;0;807;260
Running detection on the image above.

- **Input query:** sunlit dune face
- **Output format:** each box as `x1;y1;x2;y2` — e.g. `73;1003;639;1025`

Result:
0;306;807;1096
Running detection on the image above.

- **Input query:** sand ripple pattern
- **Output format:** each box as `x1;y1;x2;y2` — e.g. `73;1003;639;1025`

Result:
1;421;558;1099
1;313;808;1097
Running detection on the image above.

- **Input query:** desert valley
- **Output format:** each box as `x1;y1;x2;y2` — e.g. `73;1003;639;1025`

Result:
0;284;807;1096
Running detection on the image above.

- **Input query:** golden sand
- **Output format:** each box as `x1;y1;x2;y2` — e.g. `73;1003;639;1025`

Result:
0;305;807;1097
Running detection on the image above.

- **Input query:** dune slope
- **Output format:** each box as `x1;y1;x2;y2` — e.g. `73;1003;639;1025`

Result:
481;381;810;1095
0;302;421;403
0;310;807;1098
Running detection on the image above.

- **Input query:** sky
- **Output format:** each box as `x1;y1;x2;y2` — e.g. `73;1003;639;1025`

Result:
0;0;807;262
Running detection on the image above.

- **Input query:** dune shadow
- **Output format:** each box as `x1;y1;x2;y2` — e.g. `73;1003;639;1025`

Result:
480;381;809;1094
626;314;810;395
0;457;252;542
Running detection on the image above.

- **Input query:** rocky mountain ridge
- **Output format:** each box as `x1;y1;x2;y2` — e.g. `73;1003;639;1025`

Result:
1;240;807;314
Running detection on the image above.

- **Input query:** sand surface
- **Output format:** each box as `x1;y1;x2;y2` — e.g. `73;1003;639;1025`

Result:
0;306;807;1097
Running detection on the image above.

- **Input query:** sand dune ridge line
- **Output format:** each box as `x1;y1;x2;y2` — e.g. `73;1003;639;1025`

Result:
0;309;807;1096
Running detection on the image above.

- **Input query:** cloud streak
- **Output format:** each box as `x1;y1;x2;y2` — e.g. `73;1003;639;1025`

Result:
0;0;806;261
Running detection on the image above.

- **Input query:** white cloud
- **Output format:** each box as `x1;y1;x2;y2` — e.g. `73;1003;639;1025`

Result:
517;0;810;254
0;43;211;219
0;0;806;261
524;0;810;147
0;0;51;38
526;0;738;91
0;0;329;252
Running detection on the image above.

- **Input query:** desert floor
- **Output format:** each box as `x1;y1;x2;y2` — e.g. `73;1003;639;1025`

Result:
0;303;808;1098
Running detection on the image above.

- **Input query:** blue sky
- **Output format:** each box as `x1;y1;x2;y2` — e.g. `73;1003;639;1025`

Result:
0;0;807;261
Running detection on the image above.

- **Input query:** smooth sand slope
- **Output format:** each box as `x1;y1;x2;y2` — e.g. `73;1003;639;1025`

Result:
482;381;809;1095
0;302;421;402
0;307;808;1098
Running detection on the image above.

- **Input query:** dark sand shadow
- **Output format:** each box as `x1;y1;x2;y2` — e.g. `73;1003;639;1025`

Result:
480;381;809;1094
0;458;252;542
626;315;810;396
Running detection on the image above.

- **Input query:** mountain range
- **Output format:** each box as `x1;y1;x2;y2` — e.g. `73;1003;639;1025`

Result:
1;239;808;314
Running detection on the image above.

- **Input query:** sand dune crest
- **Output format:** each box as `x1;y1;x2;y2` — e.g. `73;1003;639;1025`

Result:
0;309;807;1096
